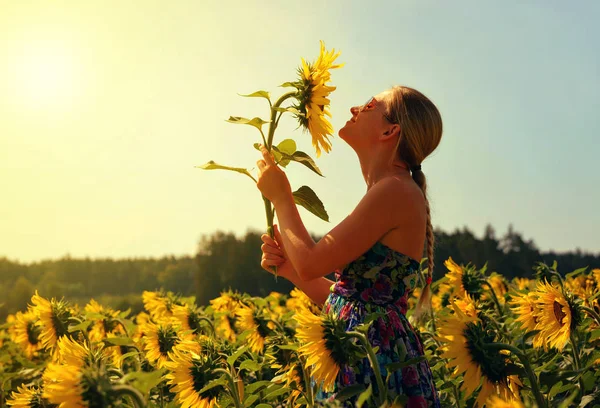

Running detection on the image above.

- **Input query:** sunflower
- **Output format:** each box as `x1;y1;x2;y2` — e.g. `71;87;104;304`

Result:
445;258;485;301
6;384;49;408
512;278;532;292
10;309;43;358
289;40;343;158
286;288;321;315
143;321;196;368
508;292;539;333
142;290;174;321
236;304;274;354
42;362;86;407
453;293;478;318
84;299;124;343
485;394;524;408
483;274;508;305
164;344;221;408
30;291;72;352
533;279;580;351
294;309;358;393
55;335;91;367
173;304;212;336
437;302;518;407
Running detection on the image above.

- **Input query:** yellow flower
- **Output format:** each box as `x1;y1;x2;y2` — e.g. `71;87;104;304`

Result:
55;335;90;367
454;293;478;318
173;303;211;336
9;309;43;358
508;292;547;348
143;321;195;368
216;314;237;343
84;299;124;343
142;290;174;321
484;274;508;305
236;304;273;354
42;362;87;407
485;394;525;408
291;40;343;158
210;292;240;313
6;384;45;408
286;288;321;315
512;277;532;291
437;303;517;407
294;310;351;393
164;345;220;408
533;279;576;351
30;291;72;352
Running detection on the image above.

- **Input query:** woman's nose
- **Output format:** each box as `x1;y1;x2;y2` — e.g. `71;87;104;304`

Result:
350;105;360;116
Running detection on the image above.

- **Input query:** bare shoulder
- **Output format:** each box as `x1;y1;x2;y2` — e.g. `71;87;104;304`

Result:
370;175;426;220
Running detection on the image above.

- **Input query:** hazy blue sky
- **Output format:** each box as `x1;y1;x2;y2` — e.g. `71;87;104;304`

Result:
1;0;598;263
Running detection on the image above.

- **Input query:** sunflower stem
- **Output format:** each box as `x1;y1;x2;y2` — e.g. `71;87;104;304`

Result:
482;343;547;408
570;332;585;398
580;306;600;326
111;385;146;408
348;331;387;405
199;316;216;336
300;356;315;407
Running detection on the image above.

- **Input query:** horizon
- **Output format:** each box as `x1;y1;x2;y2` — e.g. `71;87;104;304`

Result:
1;1;599;263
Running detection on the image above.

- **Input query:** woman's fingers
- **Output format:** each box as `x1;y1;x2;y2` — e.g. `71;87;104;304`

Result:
261;233;277;245
261;243;283;256
261;255;284;272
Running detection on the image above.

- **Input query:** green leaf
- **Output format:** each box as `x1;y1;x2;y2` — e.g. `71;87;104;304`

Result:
565;266;588;279
335;384;366;401
255;405;272;408
123;368;167;395
238;90;271;101
243;395;259;406
385;356;426;373
245;380;272;394
263;385;288;399
279;82;299;88
197;377;228;395
227;345;249;366
195;161;256;183
272;147;323;177
275;344;298;351
68;320;93;333
225;116;271;131
238;359;260;372
590;329;600;342
356;384;372;408
293;185;329;222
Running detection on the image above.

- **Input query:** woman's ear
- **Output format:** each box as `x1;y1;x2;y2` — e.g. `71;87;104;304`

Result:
381;124;401;141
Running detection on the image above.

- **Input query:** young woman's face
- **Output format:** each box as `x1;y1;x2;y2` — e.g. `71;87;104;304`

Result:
338;89;393;151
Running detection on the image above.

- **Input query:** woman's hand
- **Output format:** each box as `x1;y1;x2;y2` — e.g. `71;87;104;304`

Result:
260;224;297;281
256;145;292;206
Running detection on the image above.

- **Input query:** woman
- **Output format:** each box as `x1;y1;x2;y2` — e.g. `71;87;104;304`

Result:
256;85;442;406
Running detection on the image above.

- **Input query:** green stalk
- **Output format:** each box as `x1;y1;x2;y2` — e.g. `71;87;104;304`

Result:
580;306;600;326
483;343;546;408
111;385;146;408
348;331;387;404
570;332;585;397
300;356;315;407
261;90;297;278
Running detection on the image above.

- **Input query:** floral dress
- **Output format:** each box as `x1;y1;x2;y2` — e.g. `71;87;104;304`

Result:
316;241;441;407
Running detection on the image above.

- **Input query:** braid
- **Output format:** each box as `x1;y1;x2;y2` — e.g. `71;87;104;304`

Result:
410;168;435;322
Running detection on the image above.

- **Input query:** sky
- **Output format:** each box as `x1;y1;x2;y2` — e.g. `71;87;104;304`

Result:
1;0;598;263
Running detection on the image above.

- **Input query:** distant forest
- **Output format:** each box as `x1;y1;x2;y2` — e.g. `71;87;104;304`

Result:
1;223;598;321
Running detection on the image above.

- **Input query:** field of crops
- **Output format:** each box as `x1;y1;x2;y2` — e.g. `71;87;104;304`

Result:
1;258;599;407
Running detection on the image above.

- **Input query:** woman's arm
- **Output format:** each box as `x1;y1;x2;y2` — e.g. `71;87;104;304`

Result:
260;226;334;307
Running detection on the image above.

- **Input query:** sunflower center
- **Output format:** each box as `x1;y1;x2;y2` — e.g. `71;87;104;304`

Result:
157;326;178;355
323;319;350;367
190;357;222;399
553;301;566;325
462;271;484;300
464;322;508;384
26;320;41;345
188;312;202;333
51;306;71;339
256;317;271;339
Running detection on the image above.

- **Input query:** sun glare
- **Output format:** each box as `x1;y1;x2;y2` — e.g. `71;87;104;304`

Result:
9;41;80;111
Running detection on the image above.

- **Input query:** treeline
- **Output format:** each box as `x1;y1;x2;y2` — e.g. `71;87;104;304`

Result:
0;224;598;320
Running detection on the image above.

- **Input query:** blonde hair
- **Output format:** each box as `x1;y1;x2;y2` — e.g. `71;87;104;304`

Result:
383;85;443;319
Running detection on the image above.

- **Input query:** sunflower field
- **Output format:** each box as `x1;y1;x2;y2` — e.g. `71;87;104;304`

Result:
1;259;599;408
